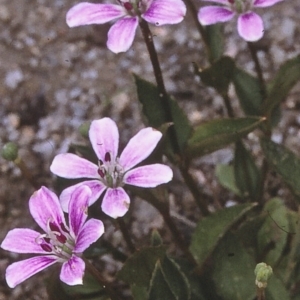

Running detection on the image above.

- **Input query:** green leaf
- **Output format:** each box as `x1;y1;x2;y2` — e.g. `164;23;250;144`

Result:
149;257;190;300
134;75;192;156
215;164;242;196
212;232;256;300
187;117;265;158
232;67;263;116
117;246;166;287
261;138;300;199
234;141;261;200
190;203;257;268
265;275;291;300
257;198;289;265
205;24;224;63
264;54;300;116
195;56;235;94
47;267;105;300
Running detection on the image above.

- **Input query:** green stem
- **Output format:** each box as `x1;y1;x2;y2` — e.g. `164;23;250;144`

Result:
183;0;209;52
14;156;40;189
179;165;210;216
139;19;181;155
117;218;136;253
247;42;267;100
84;259;122;300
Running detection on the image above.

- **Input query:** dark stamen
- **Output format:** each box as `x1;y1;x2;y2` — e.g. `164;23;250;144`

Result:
124;2;133;10
98;168;105;178
41;244;52;252
105;152;111;162
49;222;60;232
56;233;67;244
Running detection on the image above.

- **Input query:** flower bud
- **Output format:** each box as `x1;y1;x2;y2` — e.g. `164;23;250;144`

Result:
1;142;19;161
254;262;273;289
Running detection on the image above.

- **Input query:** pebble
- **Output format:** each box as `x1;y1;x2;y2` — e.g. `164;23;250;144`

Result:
5;69;24;89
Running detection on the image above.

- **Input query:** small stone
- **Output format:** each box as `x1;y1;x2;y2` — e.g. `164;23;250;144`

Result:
5;69;24;89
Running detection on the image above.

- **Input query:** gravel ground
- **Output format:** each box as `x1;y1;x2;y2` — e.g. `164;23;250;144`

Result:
0;0;300;299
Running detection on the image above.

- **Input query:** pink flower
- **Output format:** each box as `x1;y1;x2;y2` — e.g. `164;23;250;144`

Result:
66;0;186;53
1;186;104;288
50;118;173;219
198;0;283;41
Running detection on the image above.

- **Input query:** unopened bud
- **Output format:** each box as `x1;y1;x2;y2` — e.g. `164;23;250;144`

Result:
254;262;273;289
2;142;19;161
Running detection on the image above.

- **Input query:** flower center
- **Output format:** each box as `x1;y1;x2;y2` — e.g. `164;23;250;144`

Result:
97;152;124;188
228;0;252;13
36;220;75;261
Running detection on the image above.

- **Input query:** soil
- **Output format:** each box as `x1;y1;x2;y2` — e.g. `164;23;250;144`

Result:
0;0;299;299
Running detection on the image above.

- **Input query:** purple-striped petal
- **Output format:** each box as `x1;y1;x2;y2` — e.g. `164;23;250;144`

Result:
75;219;105;252
107;17;139;53
66;2;126;27
60;256;85;286
1;229;47;254
123;164;173;187
120;127;162;171
198;6;234;25
102;187;130;218
5;256;57;288
29;187;65;232
69;185;91;237
50;153;99;179
237;12;264;41
253;0;283;7
142;0;186;25
89;118;119;162
60;180;107;212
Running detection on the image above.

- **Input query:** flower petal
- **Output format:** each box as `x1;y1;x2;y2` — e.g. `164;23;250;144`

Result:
60;256;85;286
1;229;47;254
124;164;173;187
202;0;229;4
5;256;57;288
120;127;162;171
89;118;119;162
198;6;234;25
142;0;186;25
75;219;105;252
237;12;264;41
102;187;130;218
69;185;91;237
253;0;283;7
60;180;107;212
29;187;65;232
107;17;139;53
50;153;99;179
66;3;126;27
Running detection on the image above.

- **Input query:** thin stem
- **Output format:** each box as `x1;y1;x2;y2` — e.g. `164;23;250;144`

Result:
247;42;267;100
14;156;40;189
257;287;265;300
117;218;136;253
139;19;181;155
183;0;209;51
84;259;122;300
222;93;234;118
179;165;210;216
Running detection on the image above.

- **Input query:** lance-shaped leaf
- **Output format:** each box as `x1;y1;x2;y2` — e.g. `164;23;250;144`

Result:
215;164;242;196
149;257;190;300
190;203;256;268
134;75;192;157
194;56;235;95
212;232;256;300
187;117;265;158
205;24;224;63
234;141;261;200
265;275;290;300
257;198;289;266
261;138;300;199
232;67;263;116
263;54;300;116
